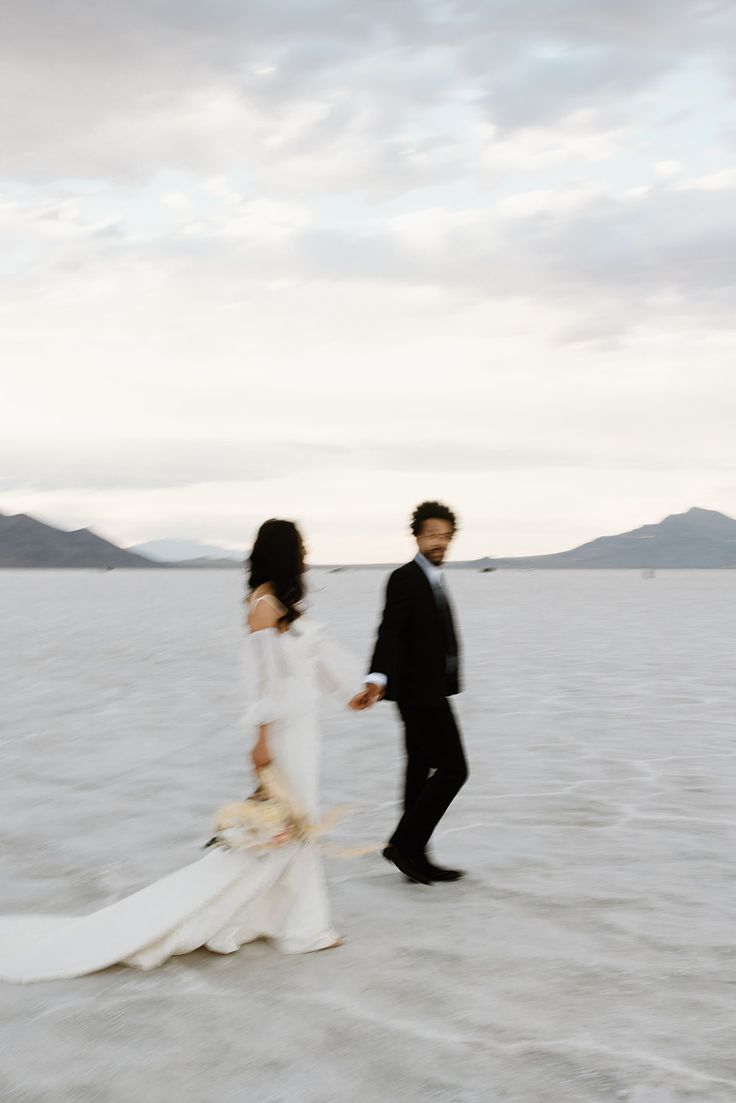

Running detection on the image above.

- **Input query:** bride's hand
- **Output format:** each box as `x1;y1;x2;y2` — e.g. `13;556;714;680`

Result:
251;737;272;771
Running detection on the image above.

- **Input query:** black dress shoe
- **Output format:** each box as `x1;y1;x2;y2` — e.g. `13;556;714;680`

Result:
382;844;433;885
423;862;465;882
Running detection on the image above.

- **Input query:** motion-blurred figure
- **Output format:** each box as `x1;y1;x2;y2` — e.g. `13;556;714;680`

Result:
351;501;469;885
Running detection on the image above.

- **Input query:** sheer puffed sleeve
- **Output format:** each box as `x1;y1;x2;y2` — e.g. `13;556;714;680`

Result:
311;622;363;709
242;628;290;731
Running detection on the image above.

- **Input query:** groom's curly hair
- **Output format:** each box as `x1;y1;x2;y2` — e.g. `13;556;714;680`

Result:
410;500;458;536
247;519;305;627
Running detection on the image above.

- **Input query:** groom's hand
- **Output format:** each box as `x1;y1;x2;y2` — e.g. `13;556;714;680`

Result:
348;683;384;710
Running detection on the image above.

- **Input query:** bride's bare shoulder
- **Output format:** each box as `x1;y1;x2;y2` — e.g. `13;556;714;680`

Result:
247;586;287;631
248;583;285;608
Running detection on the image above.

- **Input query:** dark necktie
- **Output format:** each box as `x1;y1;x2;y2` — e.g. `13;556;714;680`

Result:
430;576;458;673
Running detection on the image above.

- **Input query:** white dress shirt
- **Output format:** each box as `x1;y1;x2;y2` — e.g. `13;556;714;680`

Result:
365;553;445;689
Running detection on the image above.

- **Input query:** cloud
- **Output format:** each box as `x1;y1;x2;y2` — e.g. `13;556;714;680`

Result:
1;0;734;190
281;180;736;339
2;0;736;556
0;440;348;492
3;163;736;356
2;1;735;325
2;435;733;496
676;167;736;191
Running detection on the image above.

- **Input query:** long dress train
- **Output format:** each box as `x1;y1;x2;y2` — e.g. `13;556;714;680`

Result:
0;615;358;983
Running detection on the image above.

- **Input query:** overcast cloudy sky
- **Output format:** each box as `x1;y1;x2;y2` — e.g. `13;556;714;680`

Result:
2;0;735;561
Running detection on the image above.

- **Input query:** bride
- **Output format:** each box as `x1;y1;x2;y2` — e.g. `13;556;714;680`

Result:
0;518;366;983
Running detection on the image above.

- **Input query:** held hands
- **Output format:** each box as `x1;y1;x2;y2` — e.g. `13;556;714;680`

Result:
348;683;385;711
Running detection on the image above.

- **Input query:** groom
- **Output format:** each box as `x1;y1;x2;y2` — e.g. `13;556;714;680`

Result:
350;501;468;885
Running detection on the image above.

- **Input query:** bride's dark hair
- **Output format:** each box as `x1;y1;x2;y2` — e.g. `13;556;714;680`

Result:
247;519;305;627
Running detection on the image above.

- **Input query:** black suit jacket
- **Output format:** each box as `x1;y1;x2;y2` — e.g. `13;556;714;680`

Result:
369;560;462;706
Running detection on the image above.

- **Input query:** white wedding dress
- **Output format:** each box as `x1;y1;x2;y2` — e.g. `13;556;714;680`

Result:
0;610;359;983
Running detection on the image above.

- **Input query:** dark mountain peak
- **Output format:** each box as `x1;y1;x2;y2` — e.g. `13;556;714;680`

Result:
0;512;64;537
480;505;736;569
660;507;736;532
1;512;39;524
0;511;160;568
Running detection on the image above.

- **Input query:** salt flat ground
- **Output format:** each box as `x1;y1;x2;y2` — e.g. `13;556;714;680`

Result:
0;568;735;1103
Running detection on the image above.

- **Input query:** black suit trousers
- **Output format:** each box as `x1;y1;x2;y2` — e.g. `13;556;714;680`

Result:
389;698;468;858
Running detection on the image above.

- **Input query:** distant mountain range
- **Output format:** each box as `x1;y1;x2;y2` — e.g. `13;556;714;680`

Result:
464;507;736;569
0;512;157;569
2;506;736;569
128;539;246;563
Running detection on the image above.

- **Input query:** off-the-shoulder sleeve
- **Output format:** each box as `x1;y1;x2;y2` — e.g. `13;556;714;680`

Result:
311;622;362;709
242;628;290;730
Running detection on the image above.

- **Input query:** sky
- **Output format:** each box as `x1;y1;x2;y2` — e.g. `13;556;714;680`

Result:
2;0;736;562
